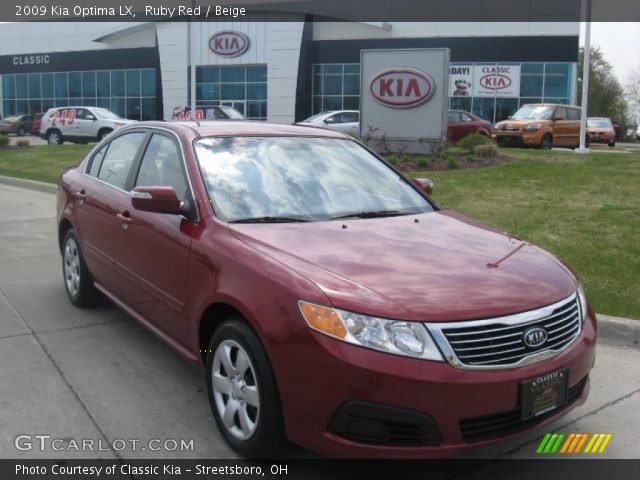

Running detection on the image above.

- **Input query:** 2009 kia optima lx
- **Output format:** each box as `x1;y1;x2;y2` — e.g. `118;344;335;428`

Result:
57;121;596;458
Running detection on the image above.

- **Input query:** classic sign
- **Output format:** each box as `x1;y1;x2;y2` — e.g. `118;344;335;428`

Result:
209;31;250;57
479;73;512;90
369;68;436;108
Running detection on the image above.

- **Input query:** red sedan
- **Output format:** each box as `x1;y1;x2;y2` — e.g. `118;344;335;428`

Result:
57;121;595;458
447;110;493;142
587;117;616;147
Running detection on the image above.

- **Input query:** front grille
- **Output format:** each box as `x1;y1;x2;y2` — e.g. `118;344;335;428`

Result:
500;127;521;132
439;294;581;368
460;376;588;443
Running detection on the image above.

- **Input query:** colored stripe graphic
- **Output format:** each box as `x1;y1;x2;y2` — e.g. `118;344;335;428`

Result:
539;432;613;454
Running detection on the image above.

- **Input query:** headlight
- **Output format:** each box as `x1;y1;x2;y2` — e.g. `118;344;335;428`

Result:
577;285;589;323
524;123;542;132
298;301;444;361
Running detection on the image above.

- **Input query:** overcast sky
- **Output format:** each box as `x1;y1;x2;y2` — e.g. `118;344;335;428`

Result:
583;22;640;84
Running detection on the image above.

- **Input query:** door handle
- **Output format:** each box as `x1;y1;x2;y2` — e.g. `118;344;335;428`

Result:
73;189;87;200
116;212;132;224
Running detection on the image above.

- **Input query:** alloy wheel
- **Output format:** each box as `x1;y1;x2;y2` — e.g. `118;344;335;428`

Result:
211;340;260;440
63;237;81;297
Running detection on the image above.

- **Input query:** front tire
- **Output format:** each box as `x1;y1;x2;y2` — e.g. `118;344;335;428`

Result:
206;318;286;457
540;134;553;150
17;126;26;136
62;229;101;307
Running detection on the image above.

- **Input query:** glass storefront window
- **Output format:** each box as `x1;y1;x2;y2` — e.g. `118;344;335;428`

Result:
520;75;543;97
194;64;267;120
312;64;360;113
126;70;141;97
1;68;156;119
28;74;41;99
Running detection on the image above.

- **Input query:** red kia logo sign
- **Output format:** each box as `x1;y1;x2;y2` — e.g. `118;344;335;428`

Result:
369;68;435;108
209;31;250;58
479;73;512;90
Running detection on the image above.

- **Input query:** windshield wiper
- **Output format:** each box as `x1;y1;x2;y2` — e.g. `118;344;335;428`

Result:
230;216;310;224
330;210;408;220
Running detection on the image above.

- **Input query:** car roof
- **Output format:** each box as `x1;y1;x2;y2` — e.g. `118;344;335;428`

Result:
130;120;351;139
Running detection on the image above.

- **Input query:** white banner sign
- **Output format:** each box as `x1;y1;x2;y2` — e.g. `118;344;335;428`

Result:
450;64;521;98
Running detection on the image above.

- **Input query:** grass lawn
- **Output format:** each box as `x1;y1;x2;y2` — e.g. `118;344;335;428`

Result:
0;144;93;184
409;148;640;319
0;144;638;319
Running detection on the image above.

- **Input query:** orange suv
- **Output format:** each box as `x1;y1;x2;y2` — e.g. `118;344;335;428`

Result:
495;104;586;149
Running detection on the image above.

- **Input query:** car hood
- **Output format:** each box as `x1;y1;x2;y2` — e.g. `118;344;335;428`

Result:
587;127;613;133
497;119;551;129
229;211;577;322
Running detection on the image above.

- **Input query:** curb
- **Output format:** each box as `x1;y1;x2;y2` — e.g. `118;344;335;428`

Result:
0;175;57;194
596;314;640;348
0;173;638;349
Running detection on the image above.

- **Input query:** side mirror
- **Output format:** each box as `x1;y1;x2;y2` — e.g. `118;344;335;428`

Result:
507;115;512;119
324;117;335;124
412;178;434;196
130;186;182;214
553;115;565;121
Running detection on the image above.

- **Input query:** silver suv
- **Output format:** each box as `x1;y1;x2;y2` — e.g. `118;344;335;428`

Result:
39;107;137;145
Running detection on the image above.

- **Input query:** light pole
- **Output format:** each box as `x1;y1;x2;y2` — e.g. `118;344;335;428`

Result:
576;0;592;153
190;0;197;119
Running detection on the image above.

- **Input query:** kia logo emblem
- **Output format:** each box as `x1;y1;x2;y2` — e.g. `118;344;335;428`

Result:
209;31;250;58
523;327;548;348
479;73;512;90
369;68;435;108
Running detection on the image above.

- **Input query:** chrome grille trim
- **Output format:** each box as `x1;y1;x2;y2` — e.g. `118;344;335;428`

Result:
426;292;582;370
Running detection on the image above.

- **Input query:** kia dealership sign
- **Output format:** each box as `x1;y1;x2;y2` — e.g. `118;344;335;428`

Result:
449;64;521;97
370;68;436;108
361;49;449;153
209;31;250;57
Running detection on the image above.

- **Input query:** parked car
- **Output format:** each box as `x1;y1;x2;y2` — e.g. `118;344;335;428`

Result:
297;110;360;137
447;110;492;142
494;104;586;149
57;121;595;458
31;112;44;135
0;114;34;136
171;105;246;120
40;106;137;145
587;117;616;147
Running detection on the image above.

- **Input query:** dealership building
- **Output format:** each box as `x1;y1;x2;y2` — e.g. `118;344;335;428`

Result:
0;19;579;125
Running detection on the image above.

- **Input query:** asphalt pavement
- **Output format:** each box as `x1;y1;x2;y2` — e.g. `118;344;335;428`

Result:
0;182;638;460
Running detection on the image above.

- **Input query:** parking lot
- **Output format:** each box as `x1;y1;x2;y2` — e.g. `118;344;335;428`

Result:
0;181;638;460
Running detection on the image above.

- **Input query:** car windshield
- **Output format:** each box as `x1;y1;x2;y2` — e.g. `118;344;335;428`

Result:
218;107;245;119
587;119;612;128
511;105;554;120
302;112;331;122
195;137;434;223
92;108;122;120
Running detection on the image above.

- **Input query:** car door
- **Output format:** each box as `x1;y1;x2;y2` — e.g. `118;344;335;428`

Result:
113;131;196;347
459;112;481;137
447;111;463;141
76;131;148;292
552;107;571;146
73;108;97;139
566;107;581;146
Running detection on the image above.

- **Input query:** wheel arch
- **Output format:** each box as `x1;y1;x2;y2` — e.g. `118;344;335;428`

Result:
199;302;248;362
58;218;73;253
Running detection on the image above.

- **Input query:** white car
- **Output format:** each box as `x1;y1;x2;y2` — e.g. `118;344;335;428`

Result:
636;125;640;140
39;106;137;145
297;110;360;137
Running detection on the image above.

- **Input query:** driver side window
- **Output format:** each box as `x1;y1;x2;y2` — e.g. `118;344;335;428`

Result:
134;134;189;203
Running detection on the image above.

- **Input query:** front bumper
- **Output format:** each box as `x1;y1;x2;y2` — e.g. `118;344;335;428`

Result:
495;131;544;147
275;310;596;458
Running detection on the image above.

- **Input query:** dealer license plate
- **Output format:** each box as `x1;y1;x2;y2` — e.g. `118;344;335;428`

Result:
521;368;569;420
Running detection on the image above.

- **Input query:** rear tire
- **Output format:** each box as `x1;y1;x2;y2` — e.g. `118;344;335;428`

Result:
97;129;112;142
47;130;63;145
206;318;287;457
17;126;26;136
62;229;101;308
540;134;553;150
608;141;615;147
